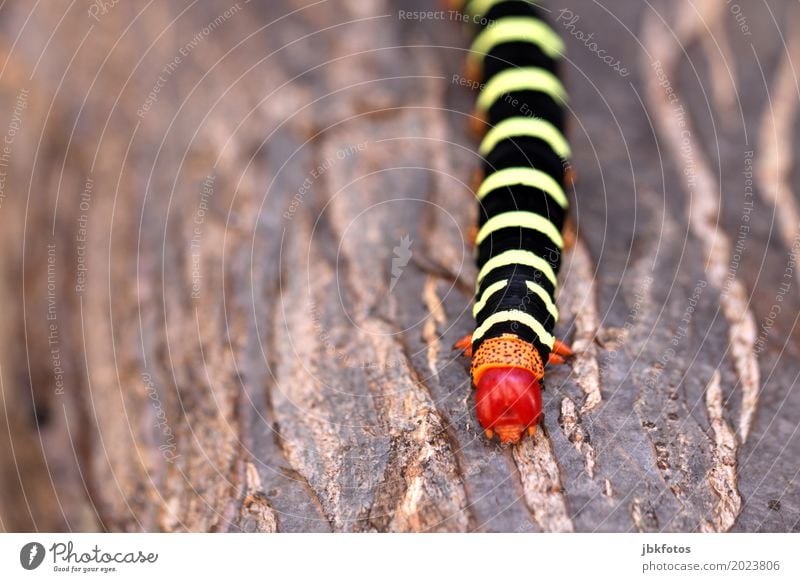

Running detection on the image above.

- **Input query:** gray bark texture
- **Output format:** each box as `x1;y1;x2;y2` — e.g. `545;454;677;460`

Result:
0;0;798;532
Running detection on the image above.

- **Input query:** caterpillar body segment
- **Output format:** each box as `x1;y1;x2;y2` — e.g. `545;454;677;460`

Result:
454;0;572;443
479;116;571;160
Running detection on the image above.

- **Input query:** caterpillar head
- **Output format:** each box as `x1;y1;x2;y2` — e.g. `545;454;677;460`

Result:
475;366;542;443
471;336;544;444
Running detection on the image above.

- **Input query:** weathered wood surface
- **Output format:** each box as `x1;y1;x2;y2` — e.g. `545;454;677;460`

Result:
0;0;798;532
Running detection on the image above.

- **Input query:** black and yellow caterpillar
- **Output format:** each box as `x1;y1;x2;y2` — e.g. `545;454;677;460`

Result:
451;0;573;443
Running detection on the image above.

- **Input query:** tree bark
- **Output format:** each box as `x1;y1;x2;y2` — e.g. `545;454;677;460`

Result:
0;0;798;532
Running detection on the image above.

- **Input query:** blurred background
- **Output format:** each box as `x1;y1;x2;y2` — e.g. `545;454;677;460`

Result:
0;0;798;532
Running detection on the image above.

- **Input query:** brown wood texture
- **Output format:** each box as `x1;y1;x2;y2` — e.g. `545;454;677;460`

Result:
0;0;798;532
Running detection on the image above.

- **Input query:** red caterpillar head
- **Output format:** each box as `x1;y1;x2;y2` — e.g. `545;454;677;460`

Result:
471;336;545;444
475;367;542;443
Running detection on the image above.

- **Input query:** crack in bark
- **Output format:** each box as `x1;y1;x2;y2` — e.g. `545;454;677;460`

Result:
561;239;602;413
642;9;760;443
238;462;278;533
559;397;596;479
422;276;447;381
756;29;800;274
701;371;742;532
512;427;574;532
554;239;602;478
362;324;472;532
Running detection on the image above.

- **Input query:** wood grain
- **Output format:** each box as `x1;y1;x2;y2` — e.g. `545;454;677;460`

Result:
0;0;798;532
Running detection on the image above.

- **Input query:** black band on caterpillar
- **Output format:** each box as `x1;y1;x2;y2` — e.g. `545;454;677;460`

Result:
461;0;570;363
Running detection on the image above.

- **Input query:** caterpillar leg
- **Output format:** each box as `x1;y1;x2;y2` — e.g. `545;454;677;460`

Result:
546;339;574;365
564;164;577;188
470;167;484;194
464;58;482;85
553;338;573;357
468;110;488;140
453;333;473;357
563;213;577;251
467;223;479;248
465;168;483;248
485;427;539;440
457;334;573;364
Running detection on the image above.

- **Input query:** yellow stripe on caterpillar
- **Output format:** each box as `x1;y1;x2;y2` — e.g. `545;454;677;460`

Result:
471;309;555;348
476;248;557;287
472;278;559;321
466;0;540;19
526;280;558;321
476;210;564;248
479;117;571;160
476;166;568;208
473;279;508;318
476;67;566;113
469;17;564;70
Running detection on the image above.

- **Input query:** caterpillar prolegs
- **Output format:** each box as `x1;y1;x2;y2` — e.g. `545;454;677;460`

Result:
450;0;573;443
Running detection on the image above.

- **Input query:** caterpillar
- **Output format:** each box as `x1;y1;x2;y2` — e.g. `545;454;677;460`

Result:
450;0;573;444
